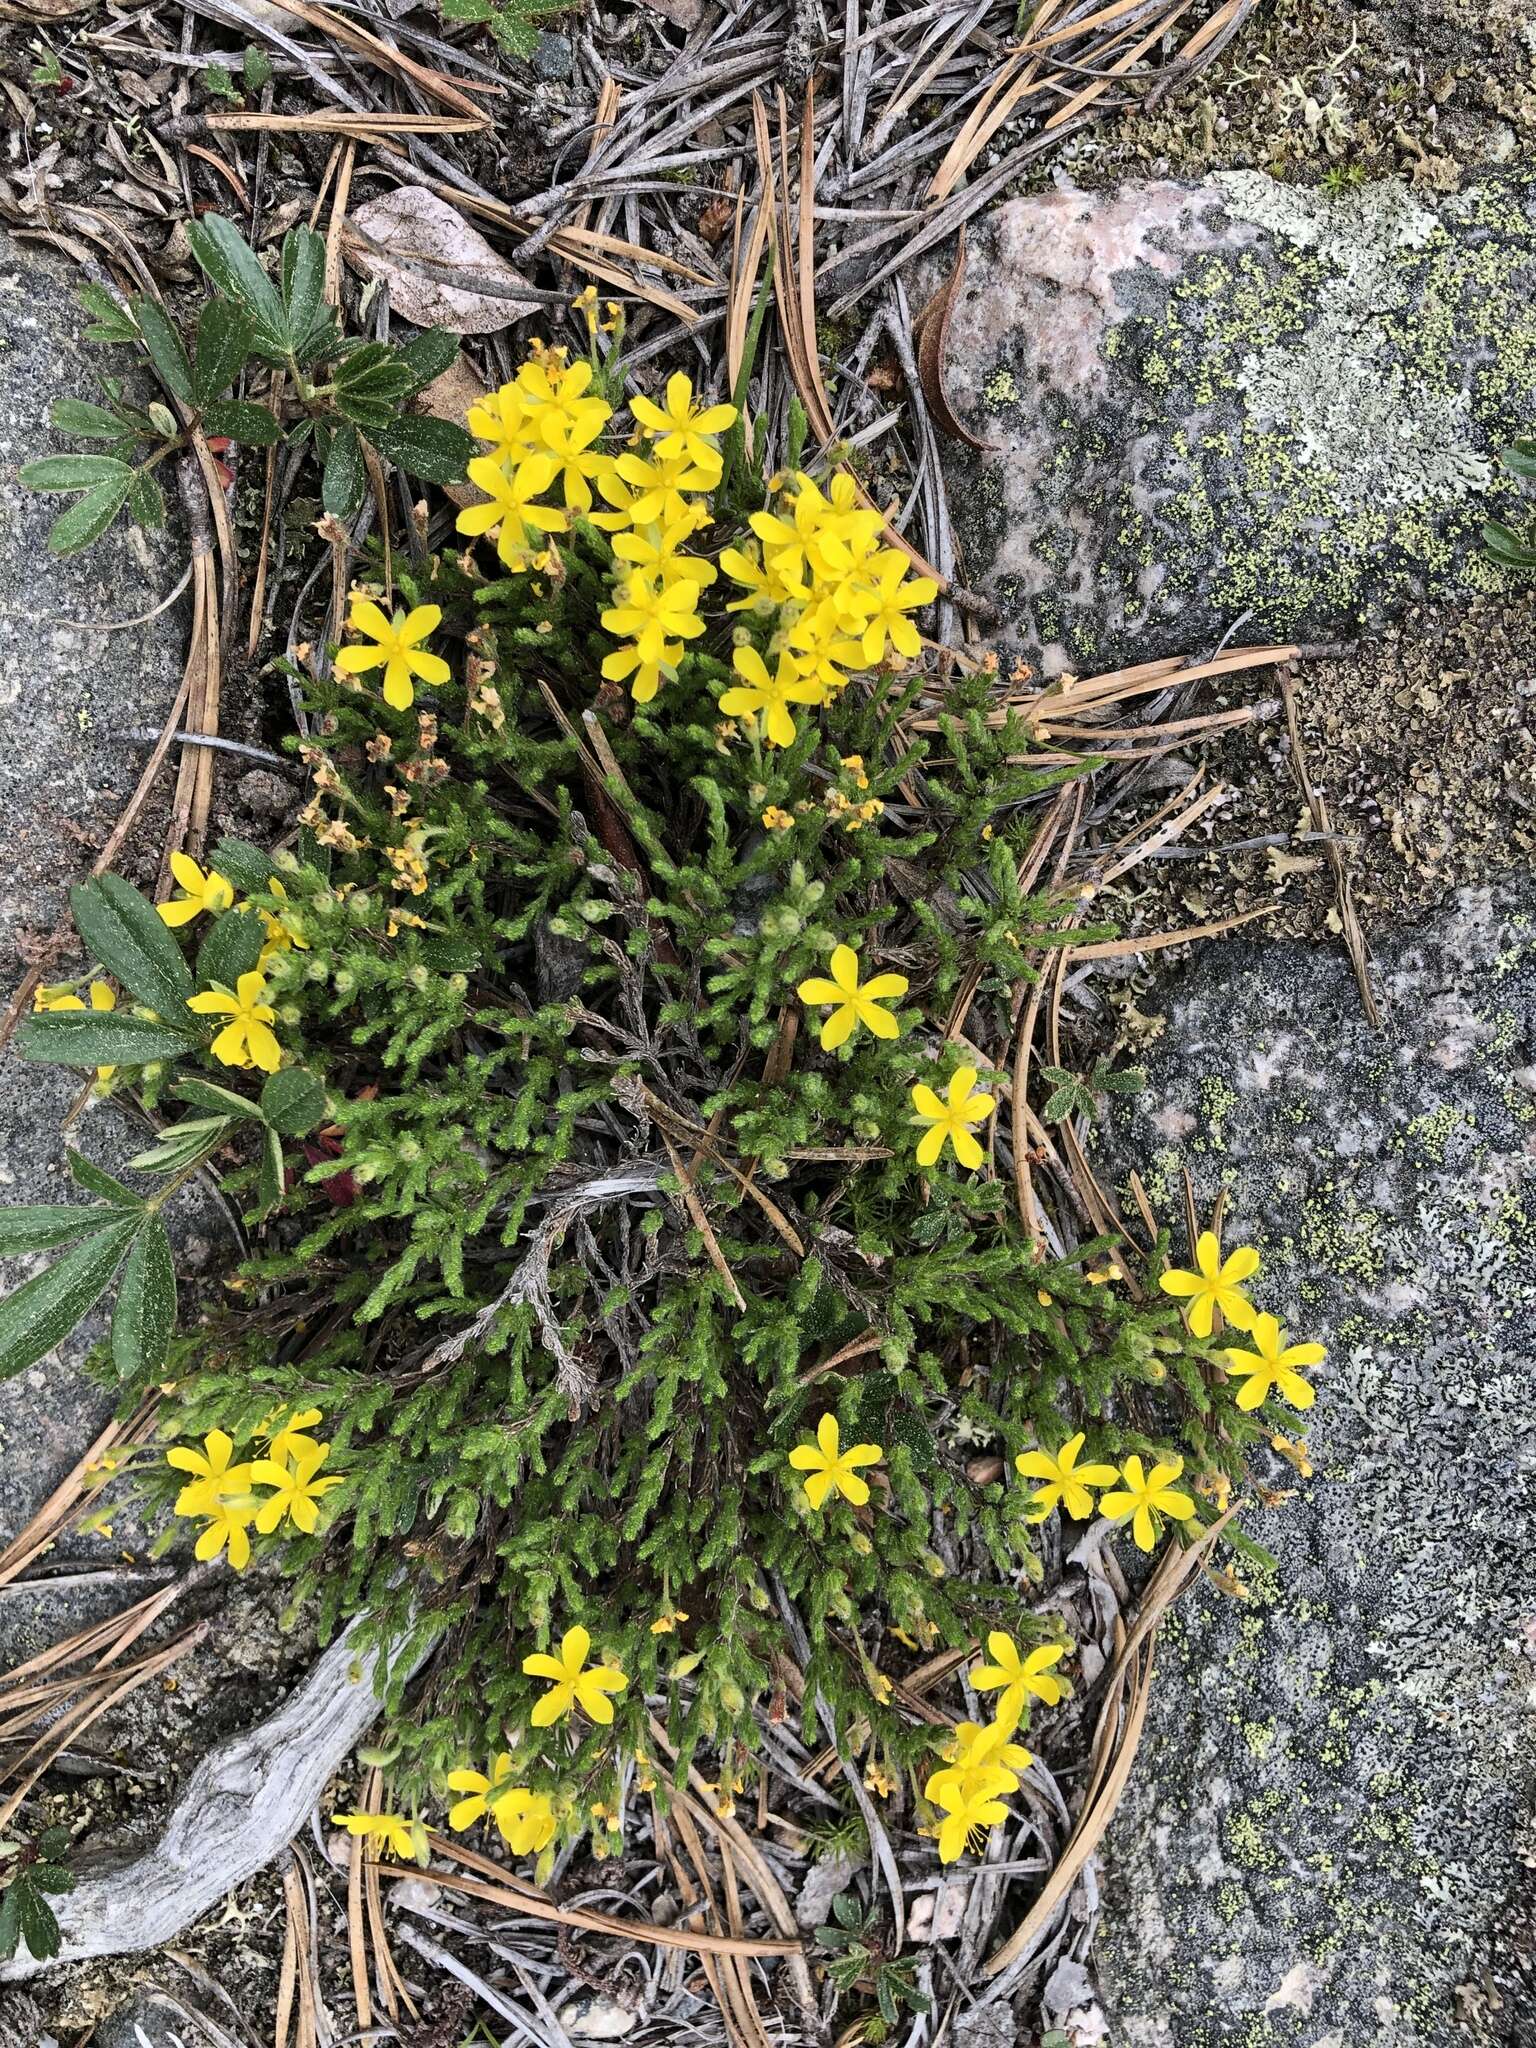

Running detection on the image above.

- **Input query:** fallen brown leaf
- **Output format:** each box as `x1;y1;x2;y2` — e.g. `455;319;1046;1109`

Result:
344;185;539;334
913;227;991;453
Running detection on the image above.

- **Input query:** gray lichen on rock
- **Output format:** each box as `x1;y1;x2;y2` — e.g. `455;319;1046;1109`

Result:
1095;880;1536;2046
942;170;1536;673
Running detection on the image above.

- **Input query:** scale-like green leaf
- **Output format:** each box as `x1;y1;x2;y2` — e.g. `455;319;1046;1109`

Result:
19;1010;202;1069
322;422;367;521
0;1205;126;1256
20;455;134;492
111;1214;176;1379
372;414;473;484
0;1215;140;1381
71;874;194;1016
133;299;194;406
196;907;265;992
192;298;254;406
260;1067;326;1137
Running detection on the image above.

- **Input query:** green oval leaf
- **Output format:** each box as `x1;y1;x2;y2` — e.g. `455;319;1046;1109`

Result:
0;1215;140;1381
46;475;133;555
111;1215;176;1380
371;414;474;484
134;299;194;406
185;215;285;344
20;455;134;492
192;297;254;406
18;1010;203;1069
322;421;366;521
196;906;265;992
49;399;132;439
70;873;194;1016
0;1204;128;1256
201;399;281;447
260;1066;327;1137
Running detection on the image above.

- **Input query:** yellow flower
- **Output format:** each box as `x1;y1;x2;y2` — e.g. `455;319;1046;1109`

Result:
596;447;716;530
1099;1454;1197;1553
796;943;908;1051
158;852;235;928
786;1412;883;1509
456;454;569;571
249;1438;343;1535
187;969;281;1074
924;1717;1033;1811
761;806;794;832
971;1631;1069;1730
600;638;681;706
166;1428;252;1513
1222;1313;1324;1410
854;550;937;665
930;1766;1016;1864
492;1784;557;1856
466;381;538;466
539;408;612;512
167;1429;259;1569
649;1608;690;1634
523;1625;629;1726
1014;1432;1119;1522
258;1405;323;1466
1158;1231;1260;1339
629;371;737;471
34;980;118;1083
719;541;790;613
600;572;706;667
446;1751;515;1829
910;1067;995;1170
718;644;825;749
257;879;309;964
784;601;864;693
333;1811;420;1861
516;357;611;449
610;520;717;585
334;601;450;713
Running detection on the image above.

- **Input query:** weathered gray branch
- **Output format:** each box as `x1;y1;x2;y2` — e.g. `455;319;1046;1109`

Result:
0;1620;398;1981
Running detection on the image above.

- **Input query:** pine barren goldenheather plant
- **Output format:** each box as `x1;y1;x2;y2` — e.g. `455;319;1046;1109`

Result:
6;276;1326;1893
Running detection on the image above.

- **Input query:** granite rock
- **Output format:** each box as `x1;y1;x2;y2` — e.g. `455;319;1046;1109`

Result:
0;229;208;1557
1096;879;1536;2045
942;171;1536;674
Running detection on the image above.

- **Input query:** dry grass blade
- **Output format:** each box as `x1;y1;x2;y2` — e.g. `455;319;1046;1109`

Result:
1278;666;1381;1026
260;0;491;121
660;1130;748;1311
0;1396;157;1588
982;1511;1234;1976
401;1837;807;1958
913;226;990;451
207;112;481;135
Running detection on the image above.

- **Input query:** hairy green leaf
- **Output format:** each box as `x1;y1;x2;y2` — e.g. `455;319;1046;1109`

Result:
46;475;133;555
70;873;194;1017
260;1066;326;1137
18;1010;202;1069
0;1215;140;1381
111;1214;176;1379
20;455;134;492
371;414;474;484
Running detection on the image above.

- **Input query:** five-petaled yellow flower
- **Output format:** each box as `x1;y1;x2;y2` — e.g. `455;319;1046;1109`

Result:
1222;1312;1324;1411
630;372;737;472
924;1719;1032;1811
1015;1432;1119;1522
333;1811;420;1861
187;969;281;1074
523;1625;629;1726
787;1413;883;1509
930;1767;1016;1864
796;943;908;1051
972;1631;1068;1730
911;1067;995;1170
258;1405;323;1465
1099;1454;1196;1553
167;1428;258;1569
158;852;234;928
447;1756;555;1855
334;601;450;712
1159;1231;1260;1339
718;644;825;749
250;1438;343;1535
456;454;570;572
